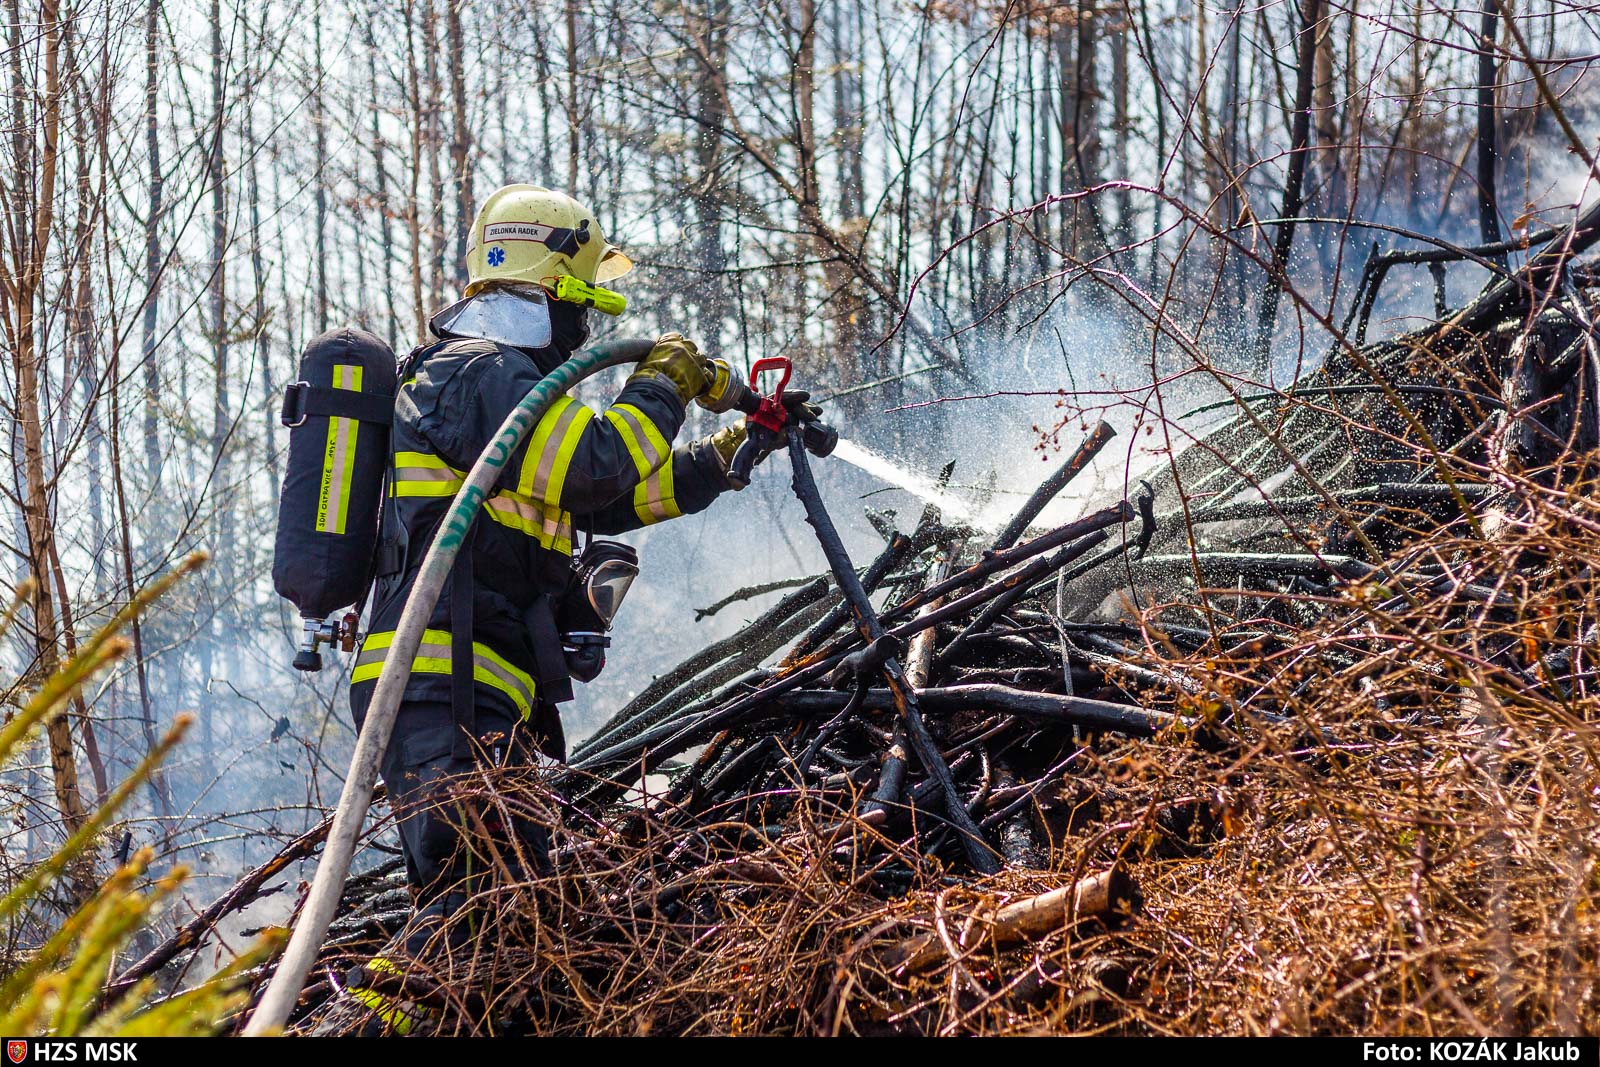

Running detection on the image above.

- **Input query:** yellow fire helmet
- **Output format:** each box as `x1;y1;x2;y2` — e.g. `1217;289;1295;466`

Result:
464;184;633;299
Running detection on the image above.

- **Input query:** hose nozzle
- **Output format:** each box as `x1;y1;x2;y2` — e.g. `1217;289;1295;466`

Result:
800;419;838;458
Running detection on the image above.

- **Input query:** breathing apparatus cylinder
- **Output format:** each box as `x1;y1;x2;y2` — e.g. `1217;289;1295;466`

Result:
557;540;640;682
272;328;398;670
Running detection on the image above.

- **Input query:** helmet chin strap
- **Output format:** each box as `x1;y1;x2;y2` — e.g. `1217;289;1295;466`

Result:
430;287;554;351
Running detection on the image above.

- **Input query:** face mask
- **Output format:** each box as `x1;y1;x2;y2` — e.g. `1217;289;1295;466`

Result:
557;540;639;683
548;300;591;356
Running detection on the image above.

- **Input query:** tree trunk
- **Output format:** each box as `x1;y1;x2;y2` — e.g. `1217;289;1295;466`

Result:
312;5;328;329
247;1;274;501
1111;10;1131;244
367;11;398;349
792;0;867;392
792;0;822;373
446;0;471;289
691;0;729;344
423;0;445;308
141;0;163;484
1193;0;1216;227
1251;0;1323;381
111;294;175;821
206;0;230;777
1312;0;1341;212
1477;1;1506;266
60;37;109;802
533;5;553;185
564;0;579;190
1061;1;1104;259
1219;1;1248;313
6;0;88;837
404;0;426;337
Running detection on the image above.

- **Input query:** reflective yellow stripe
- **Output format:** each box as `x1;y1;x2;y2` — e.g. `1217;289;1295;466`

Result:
349;958;432;1036
481;490;574;556
624;404;676;526
619;403;672;465
392;472;463;497
391;449;574;553
516;397;595;507
606;404;669;473
604;407;651;476
395;451;451;468
353;628;537;718
545;405;594;507
604;403;677;525
635;460;682;525
516;396;572;498
316;364;363;533
393;450;464;497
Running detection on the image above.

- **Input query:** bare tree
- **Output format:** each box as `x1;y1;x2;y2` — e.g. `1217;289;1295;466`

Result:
2;0;89;836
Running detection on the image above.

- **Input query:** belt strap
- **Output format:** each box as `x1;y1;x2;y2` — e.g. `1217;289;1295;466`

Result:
280;381;395;426
450;525;476;760
526;596;574;707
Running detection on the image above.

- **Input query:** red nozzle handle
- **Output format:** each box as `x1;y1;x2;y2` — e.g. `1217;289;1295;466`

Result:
748;356;791;402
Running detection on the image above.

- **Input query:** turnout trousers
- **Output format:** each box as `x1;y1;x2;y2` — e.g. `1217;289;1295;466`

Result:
357;697;553;958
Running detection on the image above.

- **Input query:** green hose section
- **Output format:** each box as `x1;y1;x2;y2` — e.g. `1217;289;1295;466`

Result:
246;336;654;1035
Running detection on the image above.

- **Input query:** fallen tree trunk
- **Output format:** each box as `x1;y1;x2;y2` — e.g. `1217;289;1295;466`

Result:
884;866;1141;974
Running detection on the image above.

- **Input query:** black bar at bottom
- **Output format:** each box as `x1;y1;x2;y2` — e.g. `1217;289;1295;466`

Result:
1;1035;1596;1053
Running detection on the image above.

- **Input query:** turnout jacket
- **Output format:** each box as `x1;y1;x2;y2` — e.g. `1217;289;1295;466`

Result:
350;336;732;757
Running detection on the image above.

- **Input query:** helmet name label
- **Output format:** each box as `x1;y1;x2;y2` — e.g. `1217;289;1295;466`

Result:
484;221;556;243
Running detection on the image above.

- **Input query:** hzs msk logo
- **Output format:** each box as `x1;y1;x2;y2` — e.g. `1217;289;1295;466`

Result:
7;1040;26;1064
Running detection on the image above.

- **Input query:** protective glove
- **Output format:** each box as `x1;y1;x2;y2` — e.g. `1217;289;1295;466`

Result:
781;389;825;425
629;332;710;404
710;420;793;491
695;357;741;414
708;421;748;474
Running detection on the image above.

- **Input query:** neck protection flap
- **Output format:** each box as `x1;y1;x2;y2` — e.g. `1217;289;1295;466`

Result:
430;286;554;351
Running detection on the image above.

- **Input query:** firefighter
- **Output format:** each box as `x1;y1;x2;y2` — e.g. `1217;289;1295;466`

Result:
343;184;817;1032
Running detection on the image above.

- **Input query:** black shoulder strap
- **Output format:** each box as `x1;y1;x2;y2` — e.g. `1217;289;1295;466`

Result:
387;336;483;756
372;345;429;590
351;380;404;634
450;521;478;760
526;597;573;706
351;461;393;624
396;342;431;382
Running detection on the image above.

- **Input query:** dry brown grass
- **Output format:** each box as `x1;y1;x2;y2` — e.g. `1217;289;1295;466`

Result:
316;499;1600;1034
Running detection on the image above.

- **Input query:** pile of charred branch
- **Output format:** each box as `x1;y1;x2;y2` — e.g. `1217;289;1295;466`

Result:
561;426;1169;877
539;191;1600;889
127;200;1600;1034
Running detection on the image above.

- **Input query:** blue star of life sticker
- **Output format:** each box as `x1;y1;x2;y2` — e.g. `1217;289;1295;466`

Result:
487;246;506;267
